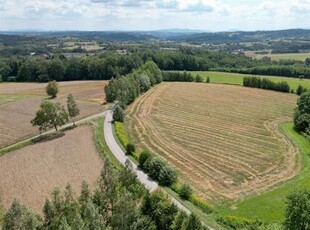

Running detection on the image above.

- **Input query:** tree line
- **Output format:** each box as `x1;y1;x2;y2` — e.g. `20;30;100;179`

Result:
1;47;309;83
2;159;207;230
294;91;310;140
243;76;290;93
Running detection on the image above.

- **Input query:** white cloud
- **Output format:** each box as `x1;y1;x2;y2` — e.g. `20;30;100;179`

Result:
0;0;309;31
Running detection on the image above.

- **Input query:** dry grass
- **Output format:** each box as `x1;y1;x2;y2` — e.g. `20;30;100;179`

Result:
0;126;103;213
0;81;108;147
126;82;299;203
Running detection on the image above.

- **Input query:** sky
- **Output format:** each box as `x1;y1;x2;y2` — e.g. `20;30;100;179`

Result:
0;0;310;32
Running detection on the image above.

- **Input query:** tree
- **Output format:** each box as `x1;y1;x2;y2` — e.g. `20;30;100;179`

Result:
206;76;210;83
296;85;307;96
305;58;310;67
113;105;125;122
158;164;178;186
294;91;310;135
179;183;192;200
3;199;42;230
31;100;69;132
67;94;80;126
195;74;203;83
126;143;136;155
139;150;152;169
46;80;59;98
284;189;310;230
181;213;204;230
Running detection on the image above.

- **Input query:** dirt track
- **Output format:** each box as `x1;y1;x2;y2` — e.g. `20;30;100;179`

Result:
0;126;103;213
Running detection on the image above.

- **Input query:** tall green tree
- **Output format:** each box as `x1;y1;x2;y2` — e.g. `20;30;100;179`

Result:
31;100;69;132
67;94;80;126
294;91;310;136
284;189;310;230
113;105;125;122
46;80;59;98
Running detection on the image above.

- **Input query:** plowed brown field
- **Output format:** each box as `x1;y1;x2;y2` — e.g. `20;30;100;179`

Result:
0;81;107;147
0;126;103;213
126;82;299;202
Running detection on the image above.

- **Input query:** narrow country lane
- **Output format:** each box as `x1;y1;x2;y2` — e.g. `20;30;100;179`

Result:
103;110;217;230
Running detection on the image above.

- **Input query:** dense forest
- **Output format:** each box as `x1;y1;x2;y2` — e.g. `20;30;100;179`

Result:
1;47;309;82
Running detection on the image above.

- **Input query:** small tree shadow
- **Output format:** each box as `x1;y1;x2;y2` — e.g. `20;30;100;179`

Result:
33;132;66;144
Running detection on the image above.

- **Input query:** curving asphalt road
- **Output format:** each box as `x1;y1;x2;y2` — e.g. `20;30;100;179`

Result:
103;110;217;230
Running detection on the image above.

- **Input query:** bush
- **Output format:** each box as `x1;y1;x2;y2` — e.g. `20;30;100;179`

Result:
158;165;178;186
179;183;192;200
147;157;166;179
46;80;59;98
206;76;210;83
171;183;181;193
195;74;203;82
243;76;290;93
139;150;152;169
126;143;136;156
190;196;213;214
217;215;262;230
296;85;308;96
294;91;310;135
115;121;129;147
113;105;125;122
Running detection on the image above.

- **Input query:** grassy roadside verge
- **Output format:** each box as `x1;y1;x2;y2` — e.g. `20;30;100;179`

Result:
93;117;121;169
216;122;310;223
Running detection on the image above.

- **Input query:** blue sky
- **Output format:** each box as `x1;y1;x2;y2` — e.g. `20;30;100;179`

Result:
0;0;309;31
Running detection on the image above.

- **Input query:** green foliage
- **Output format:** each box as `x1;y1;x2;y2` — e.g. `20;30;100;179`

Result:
66;94;80;126
294;91;310;136
104;61;162;105
284;189;310;230
46;80;59;98
115;121;129;147
31;100;69;132
296;85;308;96
305;58;310;67
162;71;195;82
171;211;187;230
190;196;213;214
0;74;2;82
145;156;178;186
126;143;136;156
3;199;43;230
179;183;193;200
206;76;210;83
113;105;125;122
195;74;203;82
181;213;206;230
141;189;178;230
243;76;290;93
139;150;152;169
217;215;262;230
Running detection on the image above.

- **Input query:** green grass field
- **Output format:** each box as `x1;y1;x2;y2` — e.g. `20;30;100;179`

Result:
191;71;310;90
244;51;310;61
216;123;310;223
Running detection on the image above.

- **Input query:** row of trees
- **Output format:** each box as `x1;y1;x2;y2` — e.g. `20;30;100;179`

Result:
104;61;162;106
213;65;310;79
243;76;290;93
294;91;310;139
2;160;206;230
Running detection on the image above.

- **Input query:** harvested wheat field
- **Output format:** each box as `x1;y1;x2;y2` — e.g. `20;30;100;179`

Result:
126;82;299;203
0;125;103;213
0;81;108;147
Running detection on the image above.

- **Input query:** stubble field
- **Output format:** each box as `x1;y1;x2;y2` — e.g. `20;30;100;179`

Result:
0;125;103;213
126;82;299;203
0;81;108;148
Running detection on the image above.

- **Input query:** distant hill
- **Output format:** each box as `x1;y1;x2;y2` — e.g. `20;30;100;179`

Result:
1;29;309;43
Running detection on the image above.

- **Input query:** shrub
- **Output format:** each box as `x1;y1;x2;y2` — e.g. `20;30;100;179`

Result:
195;74;203;82
190;196;213;214
294;91;310;135
147;157;166;179
296;85;308;96
115;121;129;147
126;143;136;156
139;150;152;168
171;183;181;193
217;215;262;230
46;80;59;98
179;183;192;200
158;165;178;186
206;76;210;83
113;105;125;122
